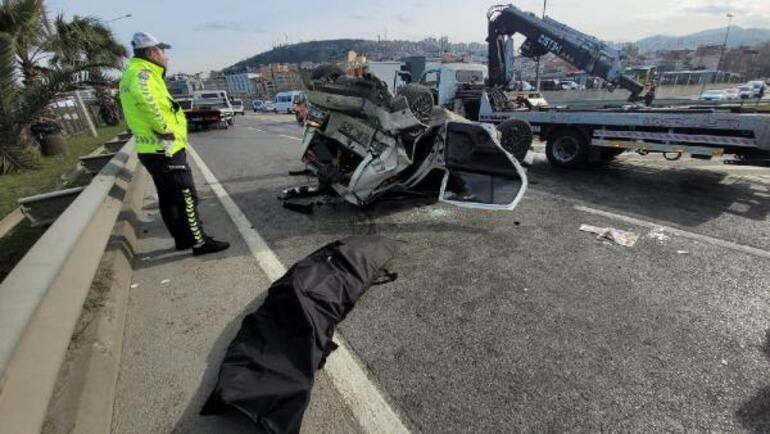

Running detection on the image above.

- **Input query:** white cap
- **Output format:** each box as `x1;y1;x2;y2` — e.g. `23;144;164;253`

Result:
130;32;171;50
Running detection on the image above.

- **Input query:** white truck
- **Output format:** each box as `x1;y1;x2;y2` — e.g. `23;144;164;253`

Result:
192;90;234;126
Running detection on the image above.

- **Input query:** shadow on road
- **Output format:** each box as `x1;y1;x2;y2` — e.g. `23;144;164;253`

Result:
171;294;269;434
735;329;770;433
528;158;770;227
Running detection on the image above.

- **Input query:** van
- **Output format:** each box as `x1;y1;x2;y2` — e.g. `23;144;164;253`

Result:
273;91;303;114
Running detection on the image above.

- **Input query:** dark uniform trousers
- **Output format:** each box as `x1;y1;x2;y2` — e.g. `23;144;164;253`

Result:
138;150;205;247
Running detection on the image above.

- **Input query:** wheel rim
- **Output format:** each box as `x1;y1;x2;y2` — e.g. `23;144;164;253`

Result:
553;136;580;163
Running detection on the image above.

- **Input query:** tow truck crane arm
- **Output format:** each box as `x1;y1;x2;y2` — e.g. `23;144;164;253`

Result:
487;4;646;101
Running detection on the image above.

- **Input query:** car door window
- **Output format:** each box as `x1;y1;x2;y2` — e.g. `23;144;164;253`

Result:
439;122;527;210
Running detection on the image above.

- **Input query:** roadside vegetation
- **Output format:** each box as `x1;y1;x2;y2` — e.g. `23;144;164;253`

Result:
0;0;127;282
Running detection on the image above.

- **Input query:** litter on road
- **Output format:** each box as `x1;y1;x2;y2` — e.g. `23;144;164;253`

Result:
202;235;399;434
580;224;639;247
160;279;170;285
647;227;671;242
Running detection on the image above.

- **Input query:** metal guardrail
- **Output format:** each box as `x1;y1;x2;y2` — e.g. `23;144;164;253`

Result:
0;139;137;433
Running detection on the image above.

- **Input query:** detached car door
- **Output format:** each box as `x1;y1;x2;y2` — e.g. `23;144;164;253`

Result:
439;121;528;211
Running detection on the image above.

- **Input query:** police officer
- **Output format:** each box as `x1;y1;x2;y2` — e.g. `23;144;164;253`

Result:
120;32;229;256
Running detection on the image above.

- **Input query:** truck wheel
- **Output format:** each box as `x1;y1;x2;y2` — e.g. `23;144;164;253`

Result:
397;83;434;124
546;128;589;168
497;119;533;162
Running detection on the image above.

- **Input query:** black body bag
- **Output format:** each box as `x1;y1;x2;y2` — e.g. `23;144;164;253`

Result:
201;235;399;433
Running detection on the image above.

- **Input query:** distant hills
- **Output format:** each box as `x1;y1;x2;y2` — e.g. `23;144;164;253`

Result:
227;27;770;70
635;26;770;52
227;39;486;71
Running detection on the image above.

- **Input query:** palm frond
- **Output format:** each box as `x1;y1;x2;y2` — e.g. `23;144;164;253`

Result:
0;30;38;173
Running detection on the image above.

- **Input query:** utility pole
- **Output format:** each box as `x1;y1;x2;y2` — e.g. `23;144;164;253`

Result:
700;12;733;97
716;13;734;84
535;0;547;91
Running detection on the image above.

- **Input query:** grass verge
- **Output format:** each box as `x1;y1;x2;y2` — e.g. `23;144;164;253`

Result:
0;123;125;220
0;123;126;283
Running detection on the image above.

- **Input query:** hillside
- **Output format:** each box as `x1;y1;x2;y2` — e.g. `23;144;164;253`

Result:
635;26;770;52
227;38;486;70
227;26;770;70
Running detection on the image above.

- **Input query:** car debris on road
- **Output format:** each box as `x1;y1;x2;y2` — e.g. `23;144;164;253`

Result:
580;224;639;247
284;65;529;213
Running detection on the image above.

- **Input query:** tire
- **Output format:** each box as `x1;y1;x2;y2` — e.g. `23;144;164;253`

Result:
311;64;345;82
497;119;533;162
545;128;590;168
397;83;434;124
227;118;234;126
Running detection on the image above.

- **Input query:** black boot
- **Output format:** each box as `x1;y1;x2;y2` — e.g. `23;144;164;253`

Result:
193;237;231;256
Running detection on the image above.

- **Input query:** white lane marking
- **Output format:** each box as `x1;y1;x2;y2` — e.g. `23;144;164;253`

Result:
574;205;770;259
279;134;303;141
187;145;410;434
248;127;264;132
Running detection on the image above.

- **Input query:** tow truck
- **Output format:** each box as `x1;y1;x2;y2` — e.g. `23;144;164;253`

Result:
476;4;770;168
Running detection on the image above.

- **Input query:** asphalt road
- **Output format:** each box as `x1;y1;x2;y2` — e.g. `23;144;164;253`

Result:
133;112;770;432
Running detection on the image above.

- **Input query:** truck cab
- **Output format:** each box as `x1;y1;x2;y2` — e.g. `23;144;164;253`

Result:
192;90;234;124
419;63;487;108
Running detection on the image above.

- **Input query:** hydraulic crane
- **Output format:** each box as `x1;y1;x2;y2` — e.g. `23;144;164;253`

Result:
486;4;647;101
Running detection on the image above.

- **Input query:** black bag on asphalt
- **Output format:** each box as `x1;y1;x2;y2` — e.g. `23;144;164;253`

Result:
201;235;399;434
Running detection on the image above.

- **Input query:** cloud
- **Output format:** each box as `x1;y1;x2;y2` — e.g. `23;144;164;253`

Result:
195;20;264;33
393;14;412;24
682;2;747;16
350;13;373;20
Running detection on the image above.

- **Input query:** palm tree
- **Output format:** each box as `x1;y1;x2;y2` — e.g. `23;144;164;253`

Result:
0;0;126;173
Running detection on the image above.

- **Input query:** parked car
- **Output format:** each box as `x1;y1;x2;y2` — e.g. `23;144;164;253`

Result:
738;85;754;99
723;88;740;100
699;89;728;101
252;100;266;112
231;98;245;116
746;80;767;99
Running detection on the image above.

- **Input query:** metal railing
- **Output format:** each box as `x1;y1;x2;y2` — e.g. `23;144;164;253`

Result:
0;139;138;433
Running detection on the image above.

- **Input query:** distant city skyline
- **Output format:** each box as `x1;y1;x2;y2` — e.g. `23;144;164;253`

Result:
49;0;770;73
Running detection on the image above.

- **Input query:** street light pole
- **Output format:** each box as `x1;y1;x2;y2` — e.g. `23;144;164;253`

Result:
535;0;546;91
716;13;734;84
700;12;732;98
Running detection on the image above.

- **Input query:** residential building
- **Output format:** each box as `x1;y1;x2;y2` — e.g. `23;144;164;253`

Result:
201;70;227;92
165;73;204;97
225;68;261;97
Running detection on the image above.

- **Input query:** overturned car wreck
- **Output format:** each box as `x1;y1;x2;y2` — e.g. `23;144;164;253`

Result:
294;65;530;211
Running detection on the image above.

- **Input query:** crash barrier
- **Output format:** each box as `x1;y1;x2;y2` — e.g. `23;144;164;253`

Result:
0;138;138;433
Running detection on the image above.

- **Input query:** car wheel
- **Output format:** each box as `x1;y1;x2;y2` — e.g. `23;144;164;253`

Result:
497;119;533;162
397;83;434;124
546;128;590;168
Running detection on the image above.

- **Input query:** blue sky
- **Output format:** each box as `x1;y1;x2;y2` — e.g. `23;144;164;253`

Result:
50;0;770;74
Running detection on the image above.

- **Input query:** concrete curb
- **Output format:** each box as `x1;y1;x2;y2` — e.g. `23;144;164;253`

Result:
43;166;149;434
0;207;24;239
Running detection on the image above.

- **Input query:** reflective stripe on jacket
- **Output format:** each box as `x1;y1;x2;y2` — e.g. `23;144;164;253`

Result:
119;57;188;155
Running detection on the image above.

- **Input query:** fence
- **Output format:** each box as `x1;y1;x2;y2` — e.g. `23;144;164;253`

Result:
49;91;113;137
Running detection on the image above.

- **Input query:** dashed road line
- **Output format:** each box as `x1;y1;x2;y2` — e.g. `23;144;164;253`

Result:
187;145;411;434
574;204;770;259
279;134;303;141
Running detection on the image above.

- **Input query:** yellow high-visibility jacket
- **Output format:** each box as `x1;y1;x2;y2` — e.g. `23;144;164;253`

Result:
119;57;188;156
